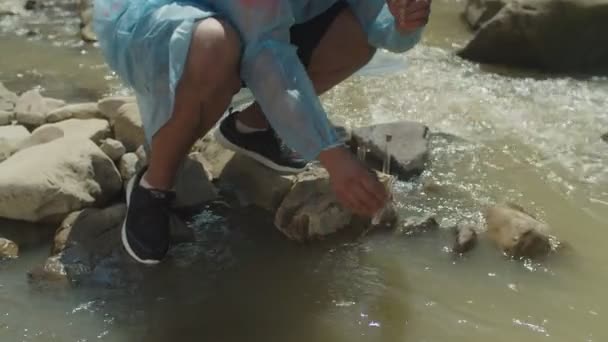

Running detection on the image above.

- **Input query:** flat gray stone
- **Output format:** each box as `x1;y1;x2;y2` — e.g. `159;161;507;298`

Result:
351;121;430;180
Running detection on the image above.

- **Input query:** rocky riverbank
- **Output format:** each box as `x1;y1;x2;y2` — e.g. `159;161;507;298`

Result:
0;81;567;287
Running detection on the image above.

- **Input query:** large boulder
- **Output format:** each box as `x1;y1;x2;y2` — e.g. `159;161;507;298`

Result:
46;103;103;123
274;168;397;241
350;121;430;180
15;90;66;127
0;137;122;222
459;0;608;73
0;238;18;259
0;125;31;162
33;118;111;144
484;203;554;258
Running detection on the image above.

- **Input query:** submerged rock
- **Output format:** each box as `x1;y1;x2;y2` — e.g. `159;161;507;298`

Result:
0;238;19;259
459;0;608;73
32;203;194;287
46;103;102;123
100;138;126;161
484;203;553;259
0;137;122;222
397;214;439;236
453;224;478;254
350;121;430;180
0;125;31;162
33;118;111;144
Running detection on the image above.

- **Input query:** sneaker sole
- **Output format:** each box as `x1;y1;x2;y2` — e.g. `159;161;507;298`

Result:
213;128;308;174
121;173;162;265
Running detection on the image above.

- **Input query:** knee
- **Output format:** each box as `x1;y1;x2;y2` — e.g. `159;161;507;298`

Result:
184;18;242;97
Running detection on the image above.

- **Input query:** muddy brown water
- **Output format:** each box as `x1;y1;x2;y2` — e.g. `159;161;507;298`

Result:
1;0;608;341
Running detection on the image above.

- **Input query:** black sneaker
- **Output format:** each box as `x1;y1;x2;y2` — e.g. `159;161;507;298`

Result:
121;167;175;265
214;112;309;173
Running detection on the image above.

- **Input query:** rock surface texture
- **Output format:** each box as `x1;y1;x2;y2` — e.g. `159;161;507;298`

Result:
484;203;553;258
0;138;122;222
0;125;31;161
459;0;608;73
0;238;19;259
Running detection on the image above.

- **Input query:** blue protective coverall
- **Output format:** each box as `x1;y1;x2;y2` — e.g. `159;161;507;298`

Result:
93;0;423;160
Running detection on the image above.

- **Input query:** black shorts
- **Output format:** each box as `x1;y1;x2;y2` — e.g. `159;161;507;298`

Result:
290;1;348;67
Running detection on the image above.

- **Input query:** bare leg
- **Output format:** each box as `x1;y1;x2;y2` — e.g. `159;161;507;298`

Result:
236;7;375;129
145;18;241;190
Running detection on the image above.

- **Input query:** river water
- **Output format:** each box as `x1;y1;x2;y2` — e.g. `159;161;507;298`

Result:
1;1;607;341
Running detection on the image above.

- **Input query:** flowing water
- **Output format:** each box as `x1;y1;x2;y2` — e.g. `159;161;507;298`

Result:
1;0;608;341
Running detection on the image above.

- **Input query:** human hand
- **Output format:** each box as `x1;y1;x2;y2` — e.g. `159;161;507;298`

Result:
319;146;389;217
386;0;432;33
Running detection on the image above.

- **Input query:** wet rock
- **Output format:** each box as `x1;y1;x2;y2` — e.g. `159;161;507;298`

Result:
33;118;111;145
274;168;397;241
16;126;63;152
15;90;66;127
453;224;478;254
0;110;14;125
33;203;193;287
28;255;70;287
463;0;508;29
100;138;126;161
202;134;296;210
484;203;553;259
173;153;218;208
0;82;18;112
459;0;608;73
0;137;122;222
79;0;96;42
97;96;135;120
0;125;31;162
113;103;145;152
397;214;439;236
0;238;18;259
274;168;350;241
119;152;139;183
602;132;607;143
46;102;102;123
350;121;430;180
